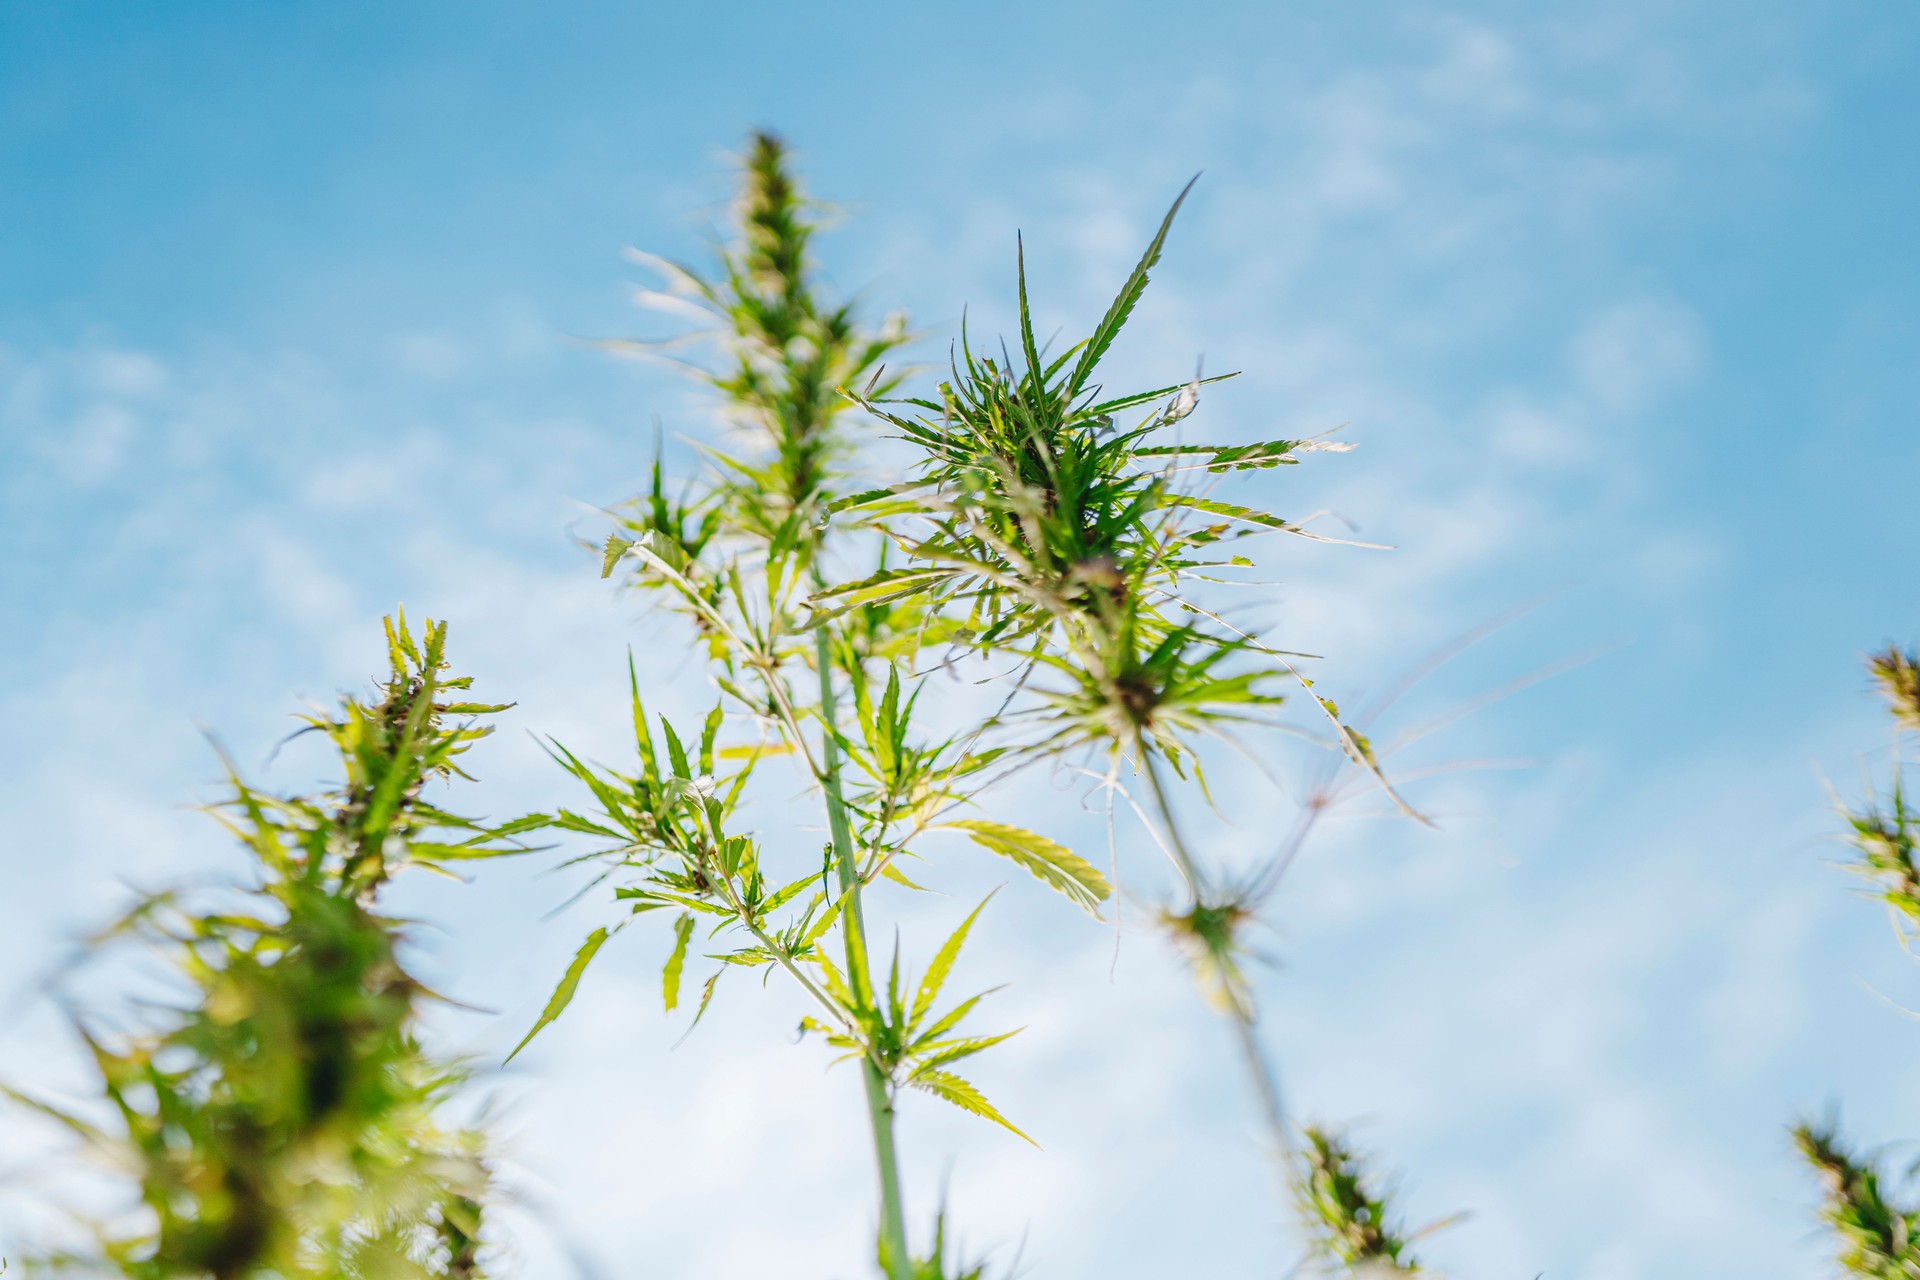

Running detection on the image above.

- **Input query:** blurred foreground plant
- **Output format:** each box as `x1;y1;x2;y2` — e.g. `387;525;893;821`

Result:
1798;643;1920;1277
6;616;532;1280
1295;1127;1433;1276
1796;1117;1920;1279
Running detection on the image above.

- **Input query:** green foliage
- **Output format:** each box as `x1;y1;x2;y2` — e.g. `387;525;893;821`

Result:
603;130;908;553
530;678;864;1042
1159;897;1257;1016
7;615;525;1280
831;188;1384;789
506;926;612;1062
1871;645;1920;733
1296;1127;1427;1276
1844;775;1920;928
521;666;1033;1135
1801;643;1920;1276
823;154;1456;1269
940;820;1109;914
4;129;1477;1280
553;132;1042;1279
880;1213;994;1280
1796;1120;1920;1279
806;895;1032;1145
1835;646;1920;930
7;127;1503;1280
552;130;1432;1278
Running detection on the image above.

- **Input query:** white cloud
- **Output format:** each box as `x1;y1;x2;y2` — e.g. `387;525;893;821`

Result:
1488;394;1594;470
394;331;470;379
1419;20;1529;116
1570;296;1707;413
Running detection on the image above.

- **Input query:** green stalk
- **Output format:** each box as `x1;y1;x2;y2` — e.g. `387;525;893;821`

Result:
1139;744;1206;896
1139;739;1296;1184
1225;992;1295;1169
814;622;913;1280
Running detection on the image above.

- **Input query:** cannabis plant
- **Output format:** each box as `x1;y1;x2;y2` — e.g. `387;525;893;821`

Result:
1295;1127;1433;1276
1799;644;1920;1278
7;616;529;1280
829;156;1453;1268
7;134;1462;1280
516;132;1062;1279
1796;1117;1920;1280
507;131;1450;1278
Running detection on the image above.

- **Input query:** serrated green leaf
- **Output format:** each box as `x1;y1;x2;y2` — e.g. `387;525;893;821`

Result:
1162;493;1297;531
627;654;659;785
403;841;528;862
909;990;991;1051
908;1069;1036;1146
1015;232;1044;399
912;894;993;1029
800;890;848;951
763;873;818;916
508;925;614;1062
910;1028;1022;1074
688;971;722;1031
805;568;949;624
944;820;1109;913
663;913;694;1012
602;534;634;579
1066;176;1195;398
1133;436;1300;469
880;861;929;891
1085;372;1237;418
1163;493;1390;549
661;718;691;780
699;705;722;776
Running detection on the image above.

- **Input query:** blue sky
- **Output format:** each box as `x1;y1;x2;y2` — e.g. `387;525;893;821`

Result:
3;2;1919;1277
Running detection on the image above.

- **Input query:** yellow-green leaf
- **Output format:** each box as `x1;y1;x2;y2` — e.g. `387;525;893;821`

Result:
912;894;993;1028
908;1069;1036;1146
944;820;1109;914
663;913;694;1012
601;535;634;579
507;926;614;1062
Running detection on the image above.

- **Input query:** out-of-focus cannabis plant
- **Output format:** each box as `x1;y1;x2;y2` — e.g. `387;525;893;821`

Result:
6;616;531;1280
1296;1128;1433;1277
507;131;1451;1278
1796;1118;1920;1280
1797;644;1920;1278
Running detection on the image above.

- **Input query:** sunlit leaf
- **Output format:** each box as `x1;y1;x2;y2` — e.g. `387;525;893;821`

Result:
908;1069;1036;1146
508;926;615;1062
662;913;695;1012
943;820;1109;914
912;895;993;1028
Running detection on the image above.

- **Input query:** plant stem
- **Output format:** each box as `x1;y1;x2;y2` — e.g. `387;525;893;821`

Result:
1139;742;1205;896
1225;993;1295;1171
1138;738;1296;1189
814;622;913;1280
